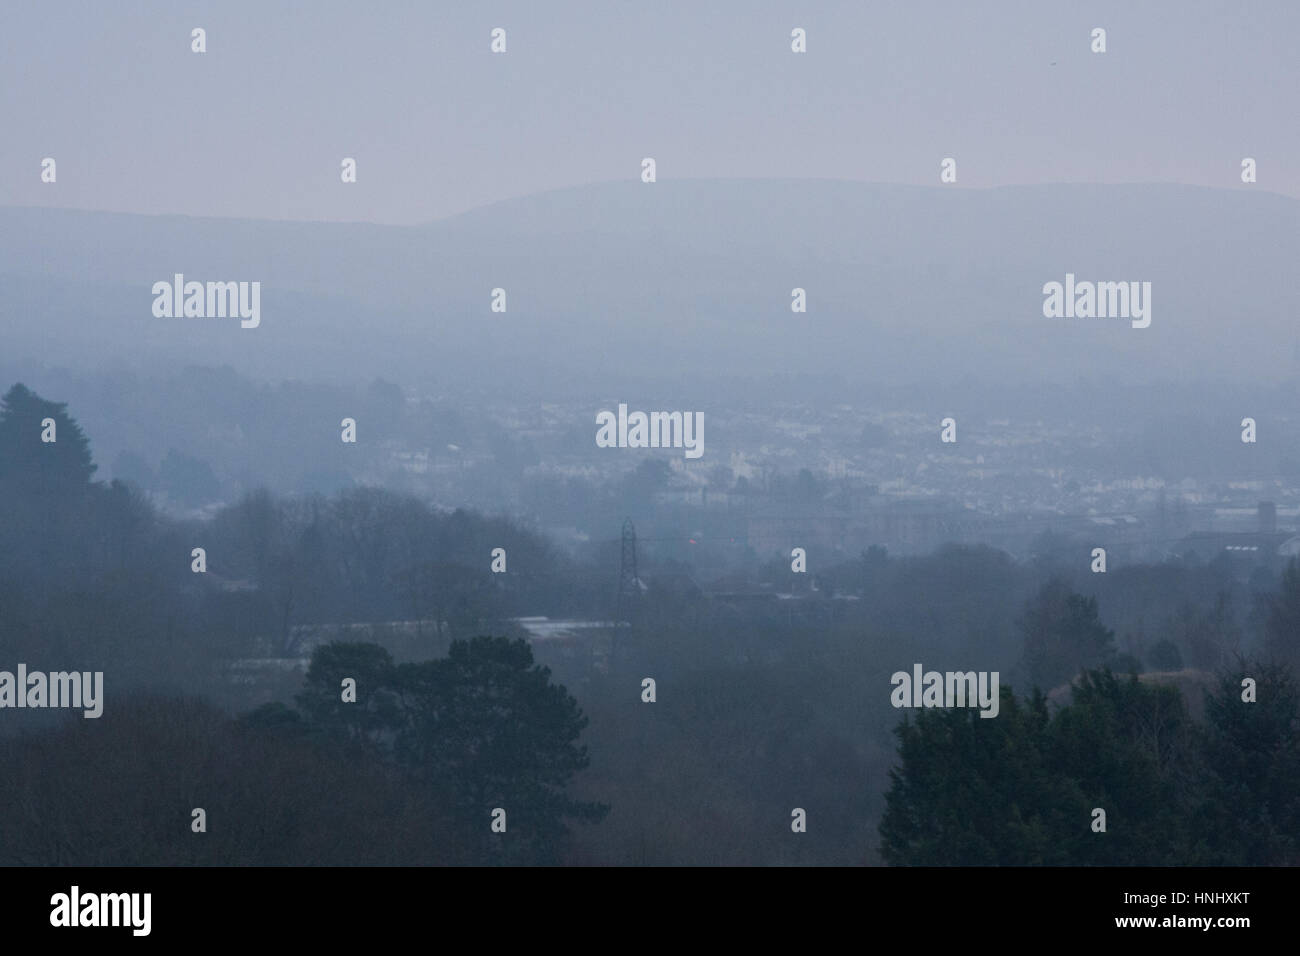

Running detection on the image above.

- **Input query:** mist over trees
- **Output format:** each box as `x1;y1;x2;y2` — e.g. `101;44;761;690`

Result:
1;382;1298;865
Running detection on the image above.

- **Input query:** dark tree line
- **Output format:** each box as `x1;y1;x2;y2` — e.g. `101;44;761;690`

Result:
0;383;590;696
879;662;1300;865
0;635;606;865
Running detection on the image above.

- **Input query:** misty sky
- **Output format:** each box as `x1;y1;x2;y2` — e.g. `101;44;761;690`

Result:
2;0;1297;225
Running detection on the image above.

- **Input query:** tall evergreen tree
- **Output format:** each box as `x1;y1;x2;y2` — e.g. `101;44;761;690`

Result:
879;685;1079;865
0;382;97;495
880;670;1208;866
1199;663;1300;864
393;636;608;862
296;637;607;863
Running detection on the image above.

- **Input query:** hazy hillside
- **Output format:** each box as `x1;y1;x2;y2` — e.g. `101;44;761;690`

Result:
3;180;1298;392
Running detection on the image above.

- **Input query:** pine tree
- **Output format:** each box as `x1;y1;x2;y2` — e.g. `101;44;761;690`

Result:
0;382;98;495
393;636;608;862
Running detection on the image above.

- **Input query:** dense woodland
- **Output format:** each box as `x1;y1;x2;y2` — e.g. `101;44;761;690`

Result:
1;383;1297;865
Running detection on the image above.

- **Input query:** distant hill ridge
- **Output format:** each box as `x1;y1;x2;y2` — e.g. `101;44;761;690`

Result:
2;180;1297;389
